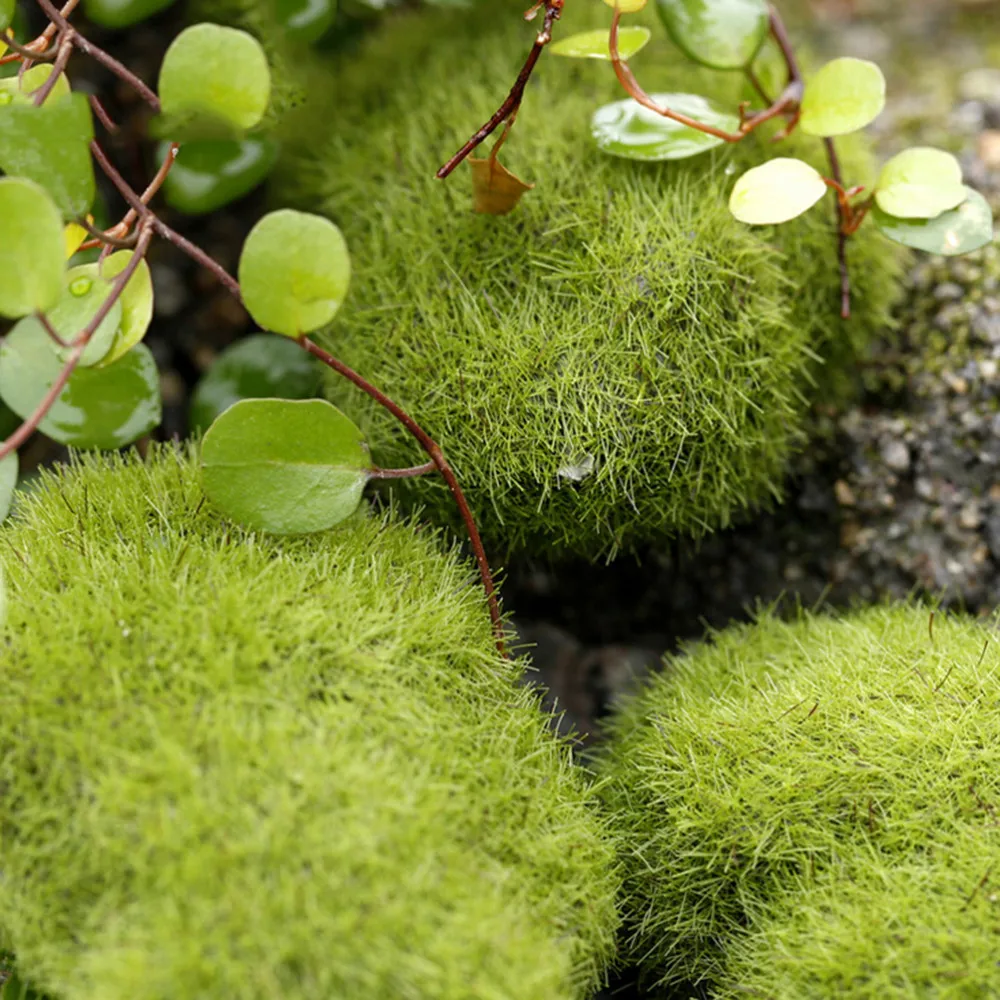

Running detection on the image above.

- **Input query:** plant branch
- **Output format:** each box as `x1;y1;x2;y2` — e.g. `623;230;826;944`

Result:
301;337;505;656
89;93;120;134
36;0;161;112
823;137;852;319
36;311;70;348
369;461;437;480
436;0;563;179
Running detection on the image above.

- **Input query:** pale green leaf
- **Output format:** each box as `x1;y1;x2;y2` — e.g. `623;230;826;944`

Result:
0;177;65;318
874;147;967;220
729;157;827;225
95;250;154;365
799;57;885;137
551;27;651;61
238;209;351;336
872;186;994;257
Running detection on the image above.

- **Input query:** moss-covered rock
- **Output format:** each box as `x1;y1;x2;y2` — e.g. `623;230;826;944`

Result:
265;0;904;558
597;604;1000;991
0;448;619;1000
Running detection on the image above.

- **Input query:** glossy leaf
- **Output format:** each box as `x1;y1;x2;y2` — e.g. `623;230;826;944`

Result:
0;450;16;523
592;93;738;161
274;0;336;44
189;333;322;434
200;398;372;534
94;251;154;365
0;177;65;319
874;147;967;220
872;186;994;257
799;57;885;138
729;157;827;225
158;24;270;133
83;0;177;29
0;324;161;448
602;0;647;10
551;26;651;60
0;93;95;216
49;266;124;366
238;210;351;336
0;64;71;104
160;138;278;215
469;154;534;214
654;0;768;70
0;0;13;31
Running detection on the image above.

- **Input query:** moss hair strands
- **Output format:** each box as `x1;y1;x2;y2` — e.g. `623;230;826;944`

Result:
0;0;506;654
435;0;994;318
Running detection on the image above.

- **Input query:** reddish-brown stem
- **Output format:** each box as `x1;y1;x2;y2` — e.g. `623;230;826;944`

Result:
0;222;154;463
40;0;81;43
76;215;140;248
436;0;563;179
36;311;70;348
89;93;120;134
0;33;58;61
745;65;773;106
120;142;178;233
36;0;161;112
823;137;852;319
767;2;802;84
369;461;437;480
32;32;71;105
301;337;505;655
609;8;800;142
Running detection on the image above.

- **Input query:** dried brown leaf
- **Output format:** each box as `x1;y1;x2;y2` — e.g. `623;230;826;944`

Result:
469;155;534;215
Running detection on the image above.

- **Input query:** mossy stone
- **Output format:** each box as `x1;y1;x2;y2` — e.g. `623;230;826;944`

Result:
598;604;1000;990
0;447;619;1000
264;0;904;558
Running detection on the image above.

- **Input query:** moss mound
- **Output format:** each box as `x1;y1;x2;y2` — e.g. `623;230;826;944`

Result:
598;604;1000;991
0;448;619;1000
268;0;904;558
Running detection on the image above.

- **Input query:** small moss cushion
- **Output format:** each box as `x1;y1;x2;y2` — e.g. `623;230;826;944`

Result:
0;448;619;1000
270;0;903;558
598;604;1000;993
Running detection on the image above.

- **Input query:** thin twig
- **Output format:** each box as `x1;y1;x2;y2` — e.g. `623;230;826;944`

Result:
36;311;70;348
75;215;140;249
823;138;852;319
89;93;120;134
32;32;71;105
369;461;437;479
437;0;563;179
301;337;505;656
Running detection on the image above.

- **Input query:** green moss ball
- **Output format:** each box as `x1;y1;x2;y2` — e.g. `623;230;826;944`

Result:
718;837;1000;999
597;604;1000;989
0;448;619;1000
269;0;904;558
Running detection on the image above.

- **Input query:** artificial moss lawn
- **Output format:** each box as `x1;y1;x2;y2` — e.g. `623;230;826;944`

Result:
0;447;619;1000
598;604;1000;996
264;0;905;558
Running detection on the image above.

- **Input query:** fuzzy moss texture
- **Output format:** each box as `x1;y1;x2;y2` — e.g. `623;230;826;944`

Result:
259;0;905;558
598;604;1000;996
0;448;619;1000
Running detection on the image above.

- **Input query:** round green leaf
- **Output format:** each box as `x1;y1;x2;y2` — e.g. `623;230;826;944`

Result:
83;0;177;29
874;147;967;220
274;0;336;44
0;450;17;523
200;397;372;534
0;0;14;31
799;57;885;138
0;64;71;105
0;323;161;449
94;250;154;366
551;26;651;61
872;186;994;257
160;138;278;215
190;333;322;435
0;177;65;319
238;210;351;336
0;93;96;217
47;266;124;367
158;24;271;133
729;157;827;225
591;93;739;161
654;0;768;70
